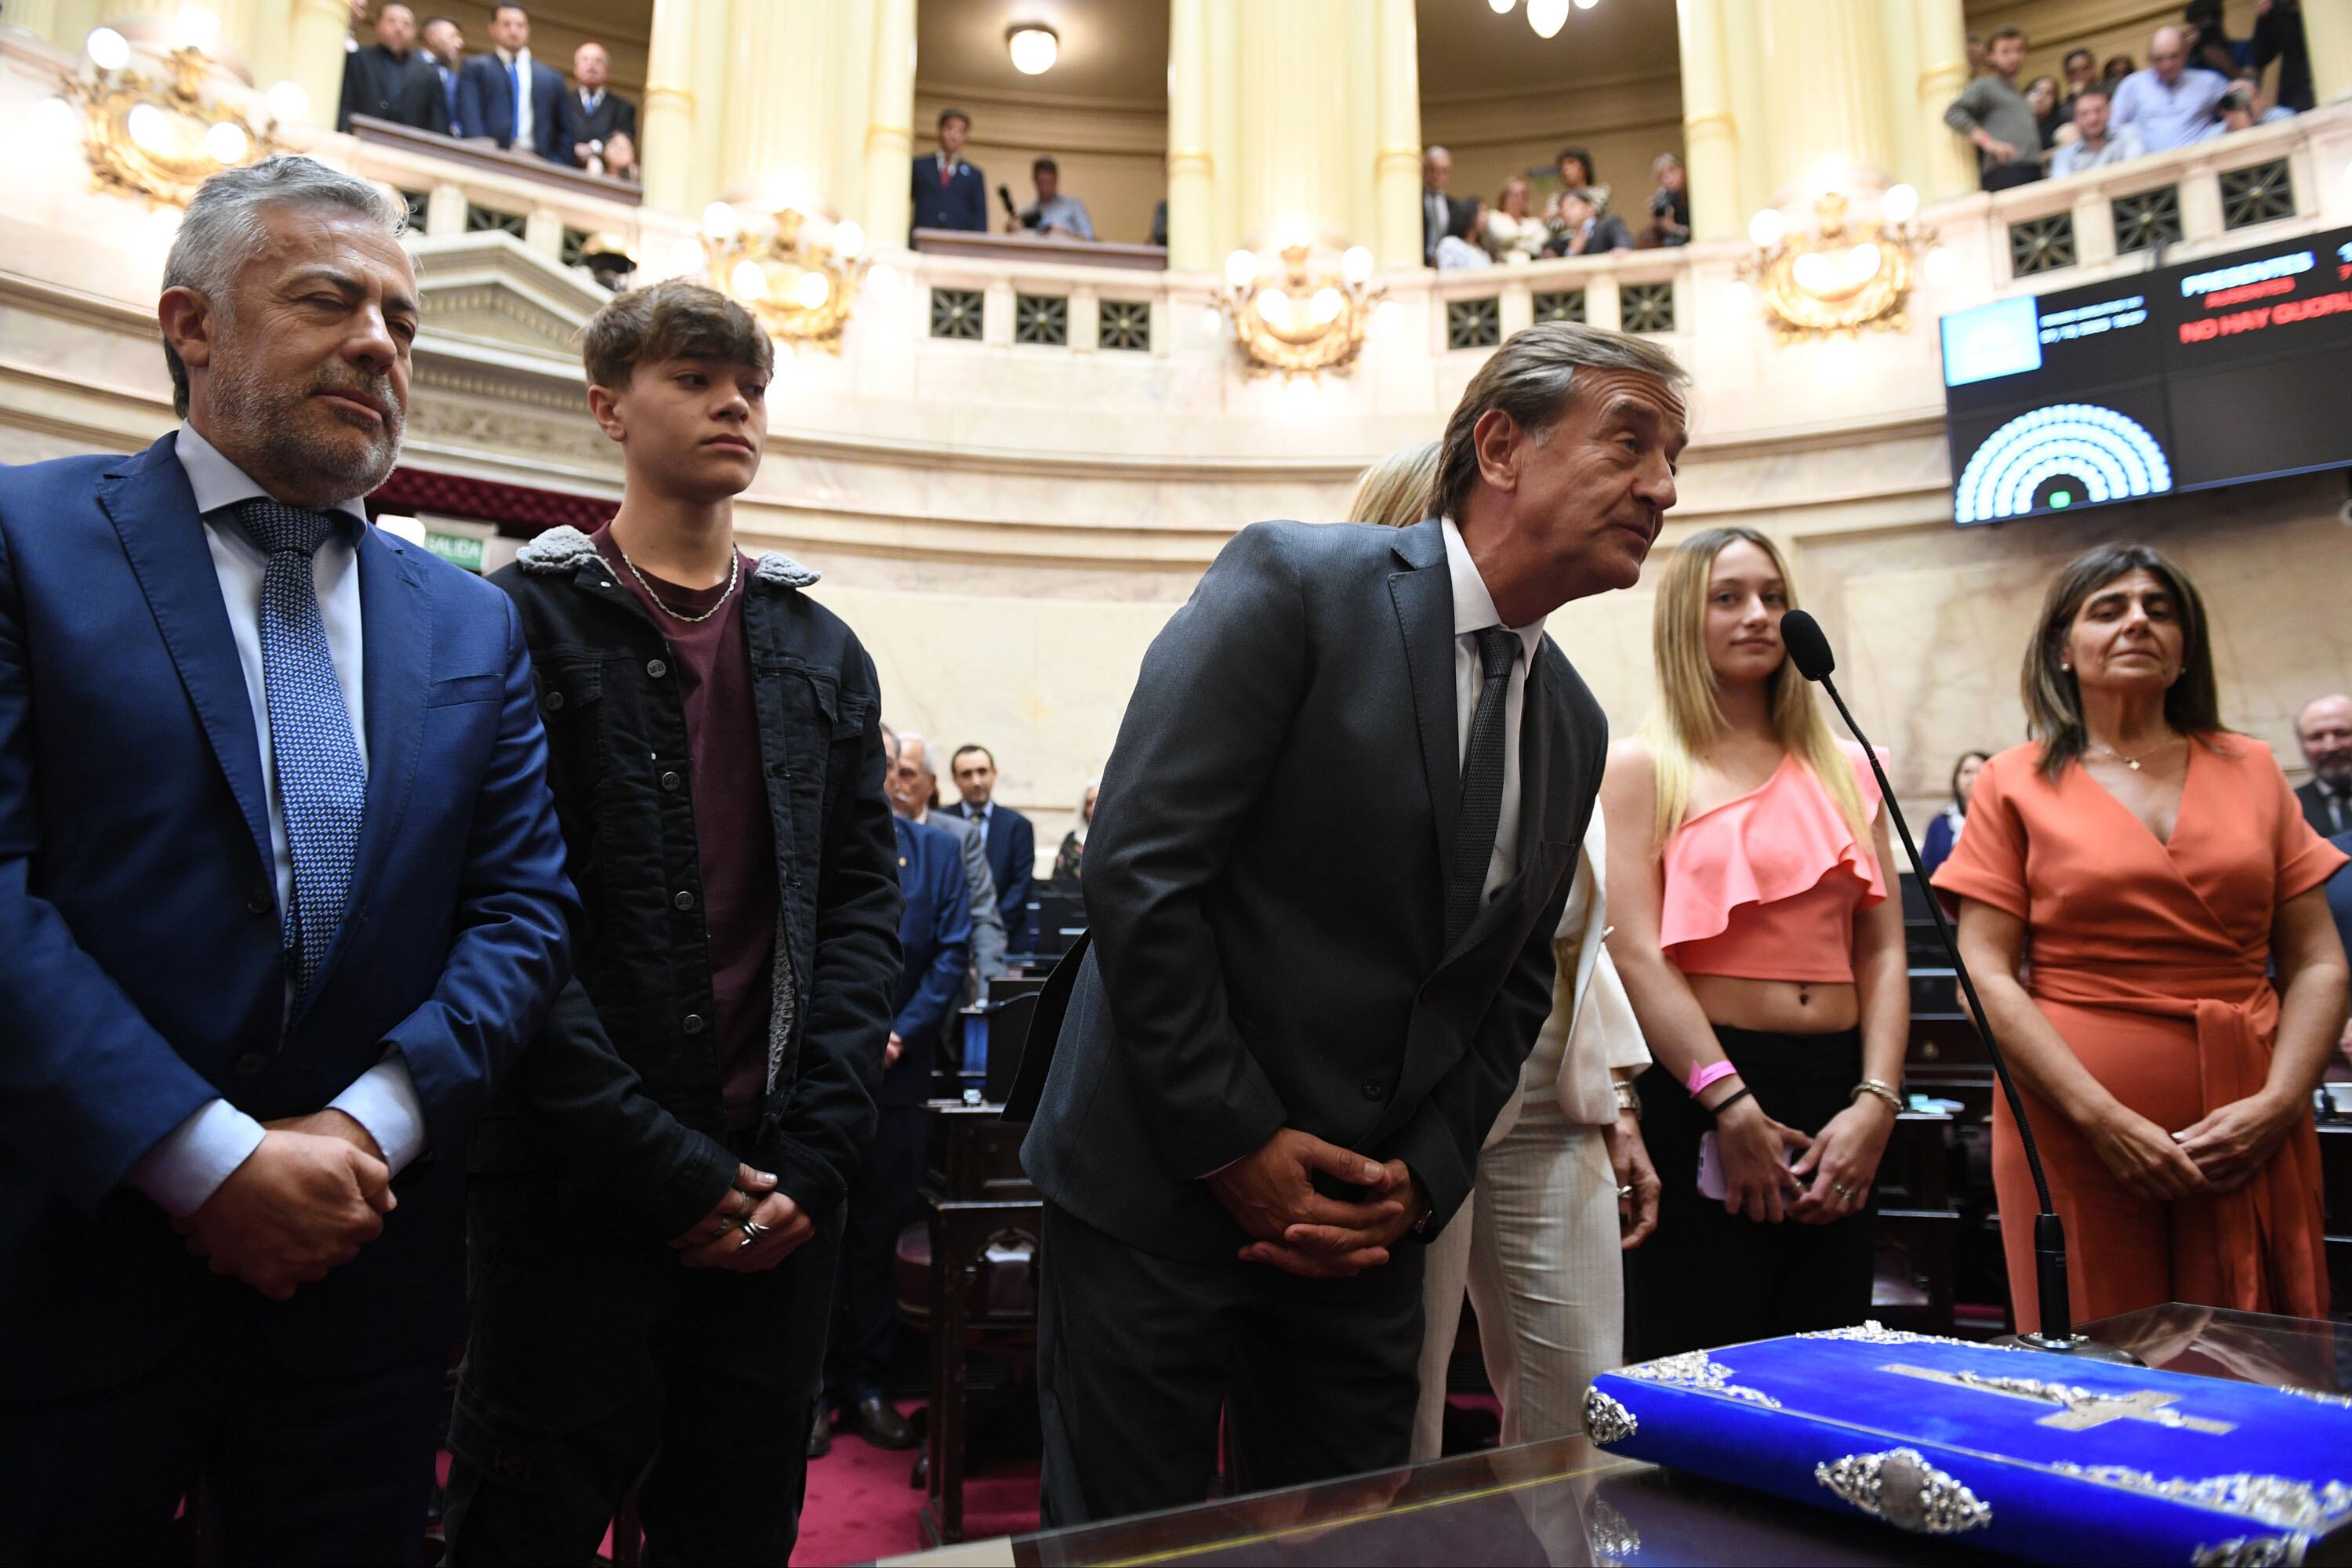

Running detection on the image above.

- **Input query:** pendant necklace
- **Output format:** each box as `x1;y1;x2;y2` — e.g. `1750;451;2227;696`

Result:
2087;734;2177;772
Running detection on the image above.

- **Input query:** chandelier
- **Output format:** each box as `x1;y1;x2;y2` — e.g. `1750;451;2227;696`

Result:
61;26;295;207
1486;0;1600;39
699;196;868;354
1221;238;1383;379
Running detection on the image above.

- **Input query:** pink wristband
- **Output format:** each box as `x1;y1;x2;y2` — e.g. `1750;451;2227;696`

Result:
1686;1059;1740;1098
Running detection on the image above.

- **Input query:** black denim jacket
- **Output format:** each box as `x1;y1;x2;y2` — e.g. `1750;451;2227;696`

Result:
476;526;902;1240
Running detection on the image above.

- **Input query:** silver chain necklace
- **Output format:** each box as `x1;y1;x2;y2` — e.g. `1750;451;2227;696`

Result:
614;541;739;624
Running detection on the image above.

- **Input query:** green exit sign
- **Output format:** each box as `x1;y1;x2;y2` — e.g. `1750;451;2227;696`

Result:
425;532;486;572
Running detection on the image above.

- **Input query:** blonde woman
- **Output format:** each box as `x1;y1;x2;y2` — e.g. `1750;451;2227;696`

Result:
1345;440;1439;531
1351;442;1662;1457
1483;176;1545;265
1601;526;1908;1359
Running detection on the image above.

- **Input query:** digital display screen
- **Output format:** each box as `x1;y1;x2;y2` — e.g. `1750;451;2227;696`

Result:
1940;225;2352;525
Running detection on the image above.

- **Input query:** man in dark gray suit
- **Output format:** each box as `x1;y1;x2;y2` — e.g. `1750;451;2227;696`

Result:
1022;321;1688;1523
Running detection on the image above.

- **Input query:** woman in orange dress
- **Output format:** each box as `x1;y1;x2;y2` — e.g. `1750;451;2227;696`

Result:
1934;544;2347;1331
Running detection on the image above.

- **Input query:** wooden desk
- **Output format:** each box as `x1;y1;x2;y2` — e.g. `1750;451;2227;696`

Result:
918;1100;1041;1547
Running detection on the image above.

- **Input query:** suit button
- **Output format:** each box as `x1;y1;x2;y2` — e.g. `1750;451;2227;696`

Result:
682;1013;705;1035
660;771;681;792
544;690;564;711
236;1051;268;1077
1363;1081;1385;1101
245;886;271;916
673;889;695;911
646;659;668;678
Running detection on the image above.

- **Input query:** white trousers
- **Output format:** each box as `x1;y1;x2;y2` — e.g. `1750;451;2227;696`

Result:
1411;1109;1622;1461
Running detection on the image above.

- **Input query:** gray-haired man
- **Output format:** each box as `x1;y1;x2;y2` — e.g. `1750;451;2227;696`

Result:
0;157;575;1561
1023;322;1687;1522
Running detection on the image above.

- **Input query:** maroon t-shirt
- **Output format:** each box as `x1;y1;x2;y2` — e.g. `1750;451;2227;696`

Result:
593;526;779;1127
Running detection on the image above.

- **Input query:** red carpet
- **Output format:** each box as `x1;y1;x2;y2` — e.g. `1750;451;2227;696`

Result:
796;1405;1040;1565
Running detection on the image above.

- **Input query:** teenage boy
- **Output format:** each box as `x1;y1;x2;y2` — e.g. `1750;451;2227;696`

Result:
444;278;902;1564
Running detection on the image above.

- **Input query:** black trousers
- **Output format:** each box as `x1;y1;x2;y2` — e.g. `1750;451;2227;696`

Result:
0;1290;442;1567
824;1101;927;1403
1035;1200;1426;1529
443;1155;841;1567
1624;1025;1878;1362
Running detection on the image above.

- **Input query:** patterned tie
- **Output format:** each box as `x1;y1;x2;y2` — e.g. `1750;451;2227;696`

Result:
1445;626;1519;948
239;499;365;1007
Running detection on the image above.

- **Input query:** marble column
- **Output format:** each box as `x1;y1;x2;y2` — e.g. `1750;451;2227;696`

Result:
1165;0;1214;269
1675;0;1740;241
1370;0;1421;268
1755;0;1894;194
640;0;699;215
282;0;348;129
1908;0;1975;199
720;0;845;204
861;0;916;248
2307;0;2352;108
1231;0;1358;247
9;2;62;45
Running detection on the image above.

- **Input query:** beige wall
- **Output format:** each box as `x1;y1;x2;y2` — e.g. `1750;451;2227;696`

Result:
913;87;1167;248
1421;73;1686;233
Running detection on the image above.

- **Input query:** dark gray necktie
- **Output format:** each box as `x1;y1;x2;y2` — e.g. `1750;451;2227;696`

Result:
1446;626;1518;947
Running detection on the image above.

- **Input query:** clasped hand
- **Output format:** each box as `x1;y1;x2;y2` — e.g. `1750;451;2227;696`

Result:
1207;1127;1421;1279
174;1111;394;1301
670;1163;815;1272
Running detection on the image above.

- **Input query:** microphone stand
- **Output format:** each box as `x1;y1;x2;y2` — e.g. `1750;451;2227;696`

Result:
1785;615;2135;1360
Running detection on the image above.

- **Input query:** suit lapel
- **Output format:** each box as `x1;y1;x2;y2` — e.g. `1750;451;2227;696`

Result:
99;436;274;884
1388;521;1459;896
309;528;430;999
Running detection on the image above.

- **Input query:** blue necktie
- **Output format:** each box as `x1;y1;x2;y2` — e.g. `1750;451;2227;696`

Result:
510;57;524;140
239;499;365;1007
443;67;459;134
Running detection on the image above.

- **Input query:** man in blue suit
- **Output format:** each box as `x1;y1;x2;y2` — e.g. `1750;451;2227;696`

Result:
911;107;988;232
823;724;971;1454
456;2;564;160
947;742;1036;956
0;157;575;1563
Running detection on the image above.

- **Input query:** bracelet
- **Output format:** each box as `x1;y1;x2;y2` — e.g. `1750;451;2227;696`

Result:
1704;1086;1753;1121
1686;1059;1740;1098
1613;1079;1642;1121
1850;1078;1905;1116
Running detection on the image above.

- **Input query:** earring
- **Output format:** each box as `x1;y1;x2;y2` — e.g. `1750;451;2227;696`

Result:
2059;662;2071;672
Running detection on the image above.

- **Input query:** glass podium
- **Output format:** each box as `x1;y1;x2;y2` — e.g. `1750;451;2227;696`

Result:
881;1305;2351;1566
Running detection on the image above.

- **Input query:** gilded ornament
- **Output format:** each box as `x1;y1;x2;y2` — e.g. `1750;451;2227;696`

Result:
705;204;866;354
1743;191;1931;342
1223;241;1382;380
1815;1446;1992;1535
62;45;285;207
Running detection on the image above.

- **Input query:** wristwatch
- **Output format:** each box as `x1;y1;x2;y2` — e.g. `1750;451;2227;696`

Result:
1612;1078;1642;1121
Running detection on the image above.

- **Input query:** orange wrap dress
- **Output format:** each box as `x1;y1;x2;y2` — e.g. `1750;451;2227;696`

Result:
1932;737;2343;1333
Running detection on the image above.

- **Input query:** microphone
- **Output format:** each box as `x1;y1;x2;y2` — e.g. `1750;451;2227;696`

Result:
1780;610;2135;1361
996;183;1029;227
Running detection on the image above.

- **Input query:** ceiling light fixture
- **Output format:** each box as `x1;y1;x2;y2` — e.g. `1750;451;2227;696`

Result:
1527;0;1570;38
1007;24;1058;75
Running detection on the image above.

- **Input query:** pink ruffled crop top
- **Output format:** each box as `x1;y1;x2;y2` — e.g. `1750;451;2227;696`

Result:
1660;742;1886;984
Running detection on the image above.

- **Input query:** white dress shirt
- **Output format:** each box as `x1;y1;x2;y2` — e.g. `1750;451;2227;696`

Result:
124;425;426;1218
497;45;536;147
1441;517;1546;903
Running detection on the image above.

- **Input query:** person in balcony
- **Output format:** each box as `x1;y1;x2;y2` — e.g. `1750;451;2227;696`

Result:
337;2;448;136
1012;157;1095;241
2111;24;2230;154
913;108;987;233
422;15;465;136
2049;87;2144;176
556;41;637;173
1645;154;1691;247
456;2;564;162
2198;74;2296;139
1944;25;2043;191
1433;197;1491;270
1542;189;1632;259
1482;177;1544;266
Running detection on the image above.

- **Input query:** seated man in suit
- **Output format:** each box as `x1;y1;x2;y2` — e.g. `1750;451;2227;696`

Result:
445;279;900;1564
822;723;971;1455
948;743;1036;956
555;40;637;172
338;2;449;134
912;107;987;232
1023;321;1688;1524
2295;694;2352;837
456;1;564;160
0;155;575;1562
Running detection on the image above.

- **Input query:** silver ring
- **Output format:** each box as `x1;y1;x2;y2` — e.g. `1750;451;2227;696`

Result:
1616;1185;1634;1200
1833;1183;1853;1200
740;1218;770;1240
